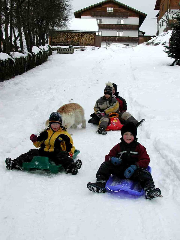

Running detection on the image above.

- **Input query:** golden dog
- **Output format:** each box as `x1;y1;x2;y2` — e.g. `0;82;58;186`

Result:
46;103;86;129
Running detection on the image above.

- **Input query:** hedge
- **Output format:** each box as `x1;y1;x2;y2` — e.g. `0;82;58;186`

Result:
0;46;52;82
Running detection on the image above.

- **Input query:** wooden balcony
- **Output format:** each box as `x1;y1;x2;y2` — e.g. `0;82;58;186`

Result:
91;11;129;18
102;36;138;43
99;24;139;30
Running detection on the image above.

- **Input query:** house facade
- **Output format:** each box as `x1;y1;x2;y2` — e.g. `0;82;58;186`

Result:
74;0;147;46
154;0;180;35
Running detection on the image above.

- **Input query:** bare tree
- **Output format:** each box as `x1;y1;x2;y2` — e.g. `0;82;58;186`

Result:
1;0;70;53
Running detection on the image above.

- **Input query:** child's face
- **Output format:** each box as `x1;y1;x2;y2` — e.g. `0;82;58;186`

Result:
123;132;135;144
112;87;115;94
50;122;61;131
104;93;111;99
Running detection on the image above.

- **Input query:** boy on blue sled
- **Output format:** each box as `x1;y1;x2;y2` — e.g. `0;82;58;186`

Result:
5;112;82;175
87;122;161;199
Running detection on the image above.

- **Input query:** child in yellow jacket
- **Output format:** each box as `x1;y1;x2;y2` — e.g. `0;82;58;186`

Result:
5;112;82;175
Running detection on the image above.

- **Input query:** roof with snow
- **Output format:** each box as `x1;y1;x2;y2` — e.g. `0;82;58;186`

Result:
61;18;98;32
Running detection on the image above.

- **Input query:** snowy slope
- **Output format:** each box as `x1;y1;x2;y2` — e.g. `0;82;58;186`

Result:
0;38;180;240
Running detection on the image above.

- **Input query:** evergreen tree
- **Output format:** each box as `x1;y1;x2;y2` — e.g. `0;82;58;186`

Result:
166;13;180;66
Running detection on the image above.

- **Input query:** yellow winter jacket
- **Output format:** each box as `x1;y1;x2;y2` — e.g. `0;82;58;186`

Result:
33;128;75;156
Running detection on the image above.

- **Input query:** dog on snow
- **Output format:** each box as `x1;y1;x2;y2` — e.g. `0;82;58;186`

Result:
46;103;86;129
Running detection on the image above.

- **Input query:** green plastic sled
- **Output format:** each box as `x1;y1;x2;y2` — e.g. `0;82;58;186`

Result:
22;149;80;174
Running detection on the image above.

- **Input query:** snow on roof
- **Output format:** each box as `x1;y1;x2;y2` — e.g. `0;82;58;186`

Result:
64;18;98;32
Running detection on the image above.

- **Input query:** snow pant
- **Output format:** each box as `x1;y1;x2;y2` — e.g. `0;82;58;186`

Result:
96;161;155;190
99;115;110;129
88;113;110;129
88;113;99;125
13;149;74;170
119;112;138;126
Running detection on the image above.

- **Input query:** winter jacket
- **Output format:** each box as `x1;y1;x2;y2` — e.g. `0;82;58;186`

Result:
105;141;150;168
94;96;119;115
113;93;127;113
33;128;75;156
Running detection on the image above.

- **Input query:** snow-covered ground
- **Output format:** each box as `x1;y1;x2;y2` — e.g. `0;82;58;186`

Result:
1;33;180;240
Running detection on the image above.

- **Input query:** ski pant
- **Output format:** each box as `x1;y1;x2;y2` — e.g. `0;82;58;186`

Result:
96;161;155;190
119;112;138;126
88;113;100;125
99;115;110;129
13;149;74;170
89;112;139;128
89;113;110;129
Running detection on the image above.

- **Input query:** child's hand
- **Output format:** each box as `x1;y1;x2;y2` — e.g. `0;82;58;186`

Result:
111;157;122;165
124;165;137;178
30;134;37;142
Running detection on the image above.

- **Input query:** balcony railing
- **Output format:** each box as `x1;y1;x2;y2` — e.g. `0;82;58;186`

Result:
102;36;138;43
99;24;139;30
91;11;129;18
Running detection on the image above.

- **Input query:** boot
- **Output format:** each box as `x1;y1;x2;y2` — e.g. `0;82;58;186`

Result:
127;116;145;128
145;187;162;199
5;158;22;170
126;116;138;126
87;180;106;193
66;159;82;175
136;119;145;128
75;159;82;169
97;127;107;135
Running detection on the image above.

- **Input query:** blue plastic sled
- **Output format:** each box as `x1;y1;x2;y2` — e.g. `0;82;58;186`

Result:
105;166;151;197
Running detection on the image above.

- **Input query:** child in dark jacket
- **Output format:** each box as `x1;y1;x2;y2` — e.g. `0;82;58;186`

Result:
5;112;82;175
87;122;161;199
88;82;144;128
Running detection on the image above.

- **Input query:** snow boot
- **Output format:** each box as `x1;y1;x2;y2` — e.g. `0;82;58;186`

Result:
97;127;107;135
87;180;106;193
66;160;82;175
145;187;162;199
75;159;82;169
5;158;22;170
136;119;145;128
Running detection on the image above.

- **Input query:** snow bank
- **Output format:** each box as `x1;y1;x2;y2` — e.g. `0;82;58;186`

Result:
146;30;172;46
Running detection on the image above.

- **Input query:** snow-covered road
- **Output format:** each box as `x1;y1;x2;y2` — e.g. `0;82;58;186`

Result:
0;40;180;240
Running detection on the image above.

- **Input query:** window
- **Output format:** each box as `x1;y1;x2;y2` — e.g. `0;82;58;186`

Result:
117;19;124;24
107;7;113;12
117;31;123;36
97;19;102;24
96;31;102;36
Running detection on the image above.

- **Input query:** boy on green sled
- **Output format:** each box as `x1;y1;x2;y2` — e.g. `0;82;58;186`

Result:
87;122;161;199
5;112;82;175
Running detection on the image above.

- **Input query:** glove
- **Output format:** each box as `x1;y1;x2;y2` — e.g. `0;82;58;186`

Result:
124;165;137;178
111;157;122;166
100;112;105;117
96;111;105;118
30;134;37;142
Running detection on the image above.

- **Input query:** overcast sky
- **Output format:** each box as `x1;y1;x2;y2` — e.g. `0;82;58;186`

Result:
70;0;159;35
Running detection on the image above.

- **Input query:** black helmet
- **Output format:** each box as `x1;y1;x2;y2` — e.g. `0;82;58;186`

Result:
49;112;62;124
